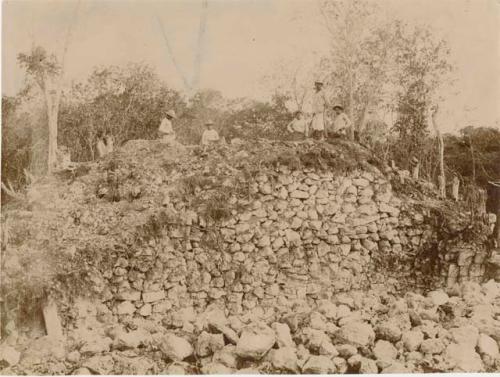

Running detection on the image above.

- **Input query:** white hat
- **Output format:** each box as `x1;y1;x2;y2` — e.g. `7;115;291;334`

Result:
166;110;177;119
205;120;214;125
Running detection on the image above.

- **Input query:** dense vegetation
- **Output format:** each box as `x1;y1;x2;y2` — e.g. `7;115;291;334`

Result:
2;0;500;209
3;65;499;210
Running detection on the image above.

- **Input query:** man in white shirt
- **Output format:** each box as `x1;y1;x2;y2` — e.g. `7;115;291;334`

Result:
287;111;308;139
158;110;177;144
331;104;352;136
201;120;220;146
310;81;328;140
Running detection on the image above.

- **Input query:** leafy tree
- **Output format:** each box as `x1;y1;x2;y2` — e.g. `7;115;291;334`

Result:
177;89;226;144
262;58;315;112
444;126;500;227
390;22;454;175
221;94;293;141
319;0;392;139
1;97;32;200
444;127;500;187
58;63;187;161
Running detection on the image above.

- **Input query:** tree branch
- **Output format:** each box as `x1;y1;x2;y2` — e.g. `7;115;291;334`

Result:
155;15;191;92
191;0;208;94
55;0;81;108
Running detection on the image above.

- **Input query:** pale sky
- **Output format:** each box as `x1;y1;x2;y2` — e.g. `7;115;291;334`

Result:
2;0;500;132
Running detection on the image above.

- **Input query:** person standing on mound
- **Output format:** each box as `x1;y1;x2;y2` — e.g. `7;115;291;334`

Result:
158;109;177;144
310;80;328;140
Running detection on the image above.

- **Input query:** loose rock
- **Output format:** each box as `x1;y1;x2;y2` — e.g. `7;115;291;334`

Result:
236;323;276;360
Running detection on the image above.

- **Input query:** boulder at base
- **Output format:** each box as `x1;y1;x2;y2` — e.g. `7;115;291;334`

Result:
236;323;276;360
157;333;194;361
335;321;375;347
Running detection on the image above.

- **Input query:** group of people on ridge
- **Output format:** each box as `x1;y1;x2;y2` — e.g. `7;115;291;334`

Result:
158;109;220;147
95;79;351;159
288;80;352;140
154;80;350;149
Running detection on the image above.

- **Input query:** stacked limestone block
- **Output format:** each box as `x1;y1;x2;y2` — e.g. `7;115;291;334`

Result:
4;139;493;325
104;164;470;319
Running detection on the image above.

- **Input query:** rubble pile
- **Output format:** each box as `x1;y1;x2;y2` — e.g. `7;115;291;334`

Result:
2;280;500;374
1;138;498;374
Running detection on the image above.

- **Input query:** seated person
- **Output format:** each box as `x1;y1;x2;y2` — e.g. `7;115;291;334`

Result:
201;120;220;146
287;111;308;138
331;104;352;136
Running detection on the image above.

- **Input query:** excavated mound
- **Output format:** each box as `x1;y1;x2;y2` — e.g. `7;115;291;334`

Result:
1;138;498;374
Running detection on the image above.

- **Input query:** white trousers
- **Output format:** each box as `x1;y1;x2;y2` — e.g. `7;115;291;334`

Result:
311;113;325;131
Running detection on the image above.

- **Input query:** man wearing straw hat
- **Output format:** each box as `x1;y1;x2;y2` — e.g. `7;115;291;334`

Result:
158;109;177;144
310;80;328;140
331;103;352;137
201;120;220;146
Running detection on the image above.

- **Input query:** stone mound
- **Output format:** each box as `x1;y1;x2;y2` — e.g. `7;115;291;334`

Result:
1;138;498;374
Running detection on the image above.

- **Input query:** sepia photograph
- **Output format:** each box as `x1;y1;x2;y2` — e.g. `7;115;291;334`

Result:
1;0;500;374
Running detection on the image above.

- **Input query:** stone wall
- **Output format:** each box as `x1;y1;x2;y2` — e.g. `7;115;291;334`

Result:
100;165;495;321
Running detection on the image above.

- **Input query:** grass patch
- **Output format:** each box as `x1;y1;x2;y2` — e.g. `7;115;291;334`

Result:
180;175;215;196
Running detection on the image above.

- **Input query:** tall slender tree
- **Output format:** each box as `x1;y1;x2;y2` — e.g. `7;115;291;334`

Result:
17;1;80;173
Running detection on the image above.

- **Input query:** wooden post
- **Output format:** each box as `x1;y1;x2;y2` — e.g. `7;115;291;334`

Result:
431;105;446;199
452;176;460;201
438;175;446;199
42;297;63;339
411;157;420;180
477;188;487;216
348;68;355;141
490;182;500;244
0;217;8;341
0;298;3;341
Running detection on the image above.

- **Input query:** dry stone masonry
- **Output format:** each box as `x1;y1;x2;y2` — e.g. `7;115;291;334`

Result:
101;157;494;319
1;139;498;374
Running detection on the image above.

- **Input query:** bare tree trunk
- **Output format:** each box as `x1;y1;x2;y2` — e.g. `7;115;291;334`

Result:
191;0;208;95
486;183;500;245
431;105;446;198
411;157;420;179
468;134;476;183
452;176;460;201
42;83;58;174
496;192;500;244
0;219;6;340
358;102;368;143
348;69;355;141
47;109;58;173
45;1;80;174
89;141;95;161
478;188;487;216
